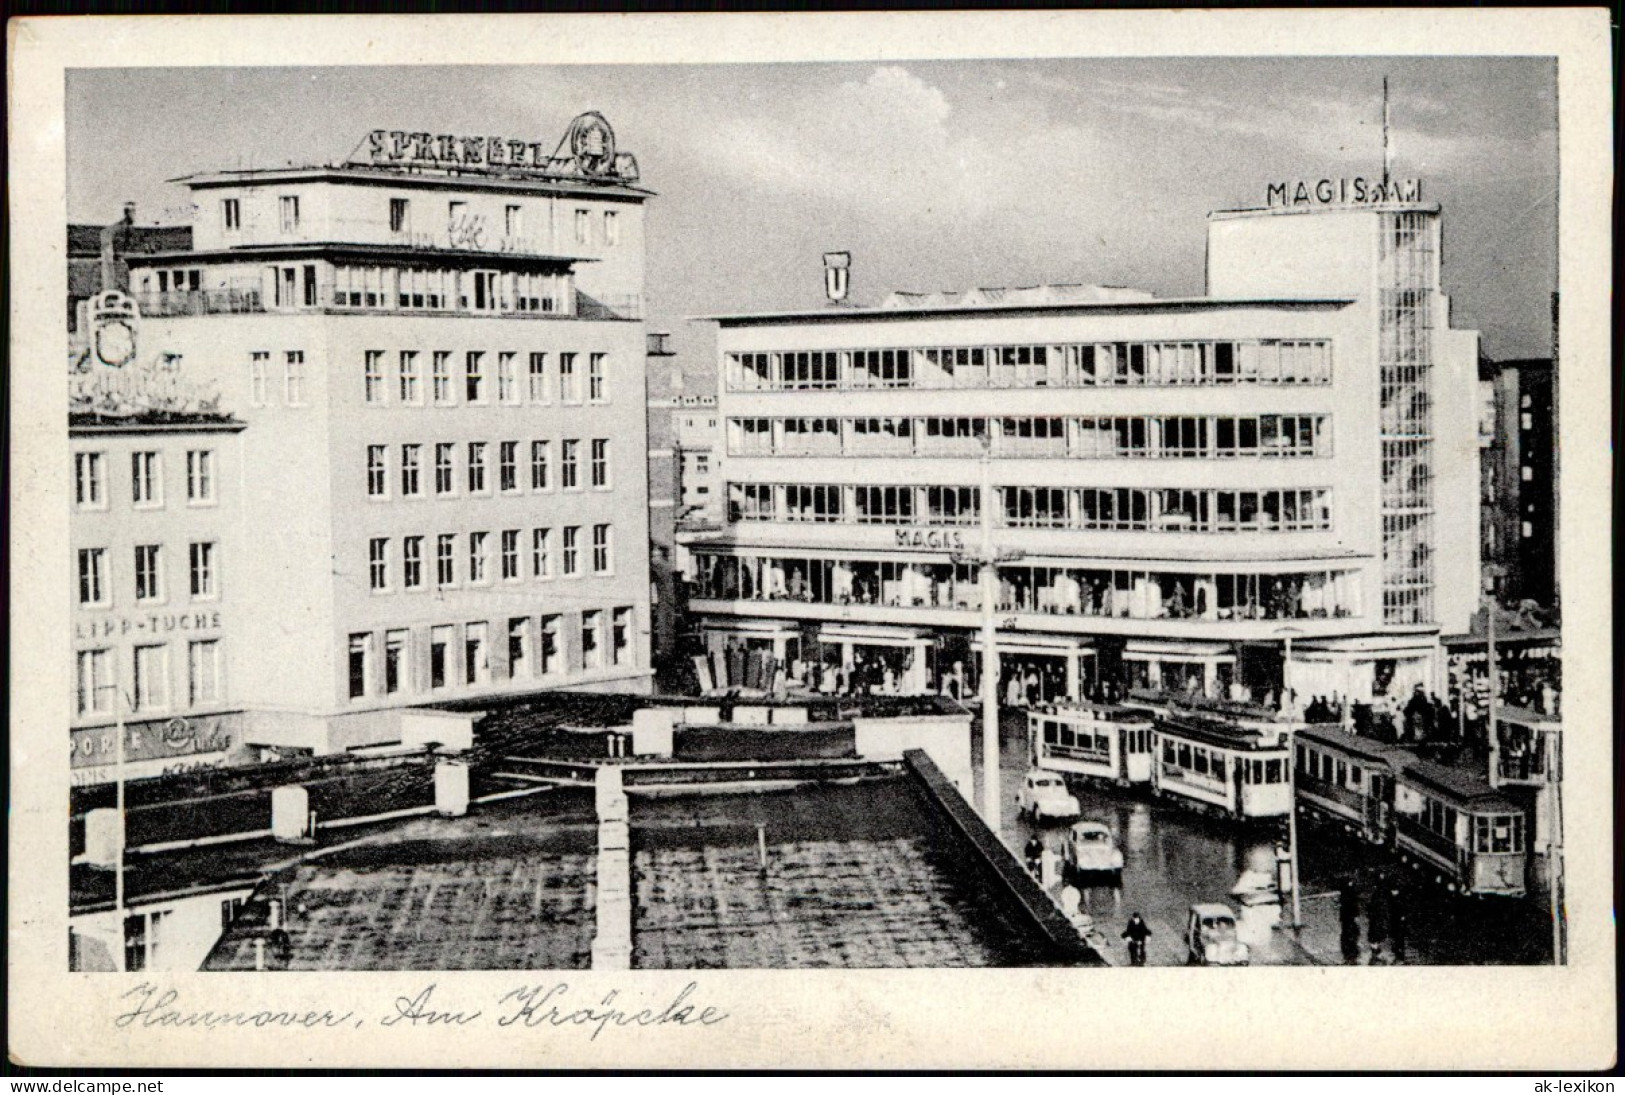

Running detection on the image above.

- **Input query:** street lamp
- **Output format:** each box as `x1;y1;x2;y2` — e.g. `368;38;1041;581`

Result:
1276;626;1305;931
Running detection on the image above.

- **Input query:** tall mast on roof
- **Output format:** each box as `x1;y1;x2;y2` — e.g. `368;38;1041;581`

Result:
1382;76;1394;186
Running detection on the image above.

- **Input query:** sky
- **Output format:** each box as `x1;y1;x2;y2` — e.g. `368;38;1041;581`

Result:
66;58;1558;376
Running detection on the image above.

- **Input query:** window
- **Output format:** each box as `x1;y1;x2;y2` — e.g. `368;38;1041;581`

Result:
612;607;632;666
279;195;300;232
134;544;163;603
250;351;270;406
448;200;467;226
500;529;521;580
581;610;602;669
430;626;452;690
222;198;241;232
123;910;171;973
403;536;424;589
562;526;581;576
590;438;610;488
464;622;489;685
131;452;162;508
497;352;518;404
527;353;549;402
435;443;455;495
285;351;307;405
77;548;108;606
465;352;486;403
389;197;410;234
75;452;106;509
532;528;553;579
508;617;530;677
436;534;456;587
561;440;580;489
540;615;561;675
467;442;488;493
368;538;389;591
134;644;169;712
188;542;217;599
186;450;214;504
499;441;519;492
603;211;619;246
505;204;523;237
365;351;385;404
348;633;372;699
188;639;221;706
367;445;388;497
400;444;422;496
76;649;113;716
592;524;612;573
575;209;590;244
530;441;551;490
468;531;490;584
559;353;580;403
432;351;453;404
398;351;422;404
588;353;607;402
384;630;409;695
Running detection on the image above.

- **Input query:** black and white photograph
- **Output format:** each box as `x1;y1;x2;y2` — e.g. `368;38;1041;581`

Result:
9;10;1615;1072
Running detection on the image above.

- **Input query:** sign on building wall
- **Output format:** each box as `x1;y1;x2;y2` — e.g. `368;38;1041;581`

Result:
70;712;238;770
70;293;225;419
355;112;640;183
1265;177;1423;208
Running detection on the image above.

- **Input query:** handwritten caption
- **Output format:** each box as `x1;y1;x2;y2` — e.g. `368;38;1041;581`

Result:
116;982;728;1041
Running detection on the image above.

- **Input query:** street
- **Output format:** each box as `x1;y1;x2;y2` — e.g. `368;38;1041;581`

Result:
975;710;1554;967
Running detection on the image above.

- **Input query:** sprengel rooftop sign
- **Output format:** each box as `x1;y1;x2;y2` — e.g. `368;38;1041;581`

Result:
353;111;639;183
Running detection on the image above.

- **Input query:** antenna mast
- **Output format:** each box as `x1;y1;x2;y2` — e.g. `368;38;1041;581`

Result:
1382;76;1394;185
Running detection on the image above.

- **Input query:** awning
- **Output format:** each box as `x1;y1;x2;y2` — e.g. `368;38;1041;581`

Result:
972;636;1096;658
1122;639;1234;663
818;622;932;645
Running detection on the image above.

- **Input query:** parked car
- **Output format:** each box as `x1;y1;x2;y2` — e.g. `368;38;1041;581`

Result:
1062;820;1124;880
1185;903;1250;966
1016;769;1082;822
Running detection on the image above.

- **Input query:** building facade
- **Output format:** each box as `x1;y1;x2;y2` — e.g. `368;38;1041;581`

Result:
103;114;655;755
674;394;721;525
1480;358;1558;611
691;193;1480;707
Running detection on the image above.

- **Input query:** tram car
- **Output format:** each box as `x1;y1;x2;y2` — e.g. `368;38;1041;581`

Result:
1030;702;1155;786
1392;758;1529;898
1148;713;1292;821
1293;726;1406;845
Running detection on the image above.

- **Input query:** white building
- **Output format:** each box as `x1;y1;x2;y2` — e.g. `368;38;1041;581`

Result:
87;113;656;757
691;187;1479;708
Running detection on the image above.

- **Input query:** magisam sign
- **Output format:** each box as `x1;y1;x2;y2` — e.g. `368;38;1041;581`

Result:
1267;177;1422;208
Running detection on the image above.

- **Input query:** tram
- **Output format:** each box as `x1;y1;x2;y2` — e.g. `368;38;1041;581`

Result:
1393;758;1528;898
1293;726;1405;845
1030;702;1155;786
1148;713;1292;821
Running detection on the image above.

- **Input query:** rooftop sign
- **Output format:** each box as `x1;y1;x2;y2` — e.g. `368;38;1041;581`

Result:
354;112;639;184
1266;177;1422;208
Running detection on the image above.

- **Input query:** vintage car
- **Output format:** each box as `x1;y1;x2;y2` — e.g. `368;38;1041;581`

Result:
1185;903;1250;966
1061;820;1125;880
1016;769;1082;822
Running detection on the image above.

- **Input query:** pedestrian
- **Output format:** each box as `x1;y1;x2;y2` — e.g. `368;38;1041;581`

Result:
1121;912;1152;966
1024;833;1044;876
1388;886;1408;963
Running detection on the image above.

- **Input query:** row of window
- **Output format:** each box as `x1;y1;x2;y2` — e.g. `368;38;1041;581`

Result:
366;525;613;592
362;350;609;406
364;438;611;499
1160;739;1287;785
74;640;222;717
692;552;1363;621
226;194;622;248
247;351;309;406
727;482;1334;533
346;606;635;701
726;340;1334;392
77;543;217;607
727;414;1331;460
74;450;217;512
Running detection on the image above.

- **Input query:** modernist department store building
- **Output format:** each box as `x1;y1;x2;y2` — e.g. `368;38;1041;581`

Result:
691;185;1481;707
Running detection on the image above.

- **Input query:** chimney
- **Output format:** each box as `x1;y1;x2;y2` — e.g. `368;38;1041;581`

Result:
121;202;136;225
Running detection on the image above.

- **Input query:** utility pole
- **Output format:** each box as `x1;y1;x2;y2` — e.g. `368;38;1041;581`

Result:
1277;626;1304;931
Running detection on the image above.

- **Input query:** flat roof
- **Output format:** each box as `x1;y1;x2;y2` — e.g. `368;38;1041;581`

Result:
696;296;1357;327
1296;725;1411;766
1400;757;1522;811
1209;202;1441;220
172;164;653;202
127;242;593;270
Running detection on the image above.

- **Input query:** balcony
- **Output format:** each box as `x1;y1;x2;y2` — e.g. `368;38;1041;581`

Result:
132;287;640;322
